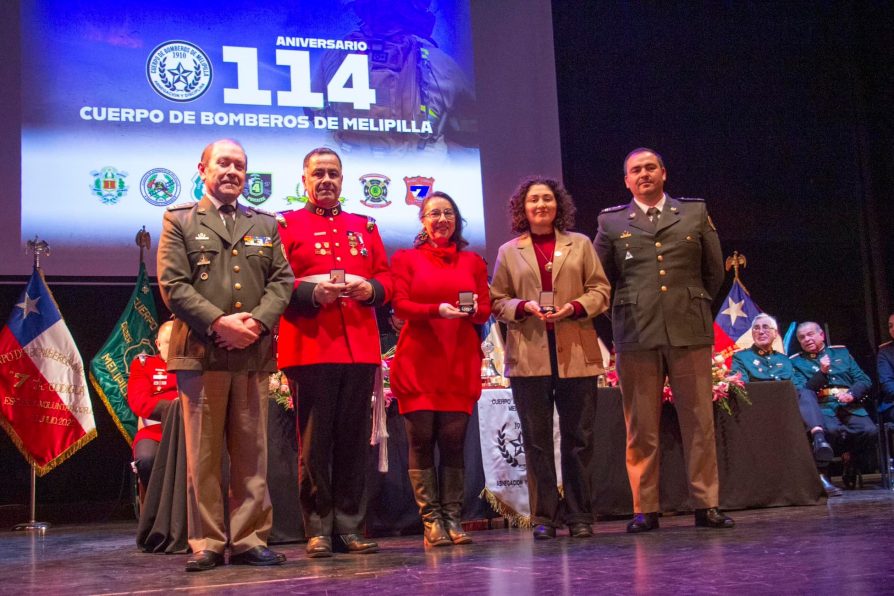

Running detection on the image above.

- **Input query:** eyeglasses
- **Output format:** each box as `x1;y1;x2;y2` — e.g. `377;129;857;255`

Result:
424;209;456;220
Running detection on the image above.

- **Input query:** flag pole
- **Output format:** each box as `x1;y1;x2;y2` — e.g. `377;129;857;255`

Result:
12;467;49;532
13;237;52;533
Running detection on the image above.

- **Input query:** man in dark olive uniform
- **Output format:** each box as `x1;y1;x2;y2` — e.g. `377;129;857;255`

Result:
158;139;294;572
594;147;733;533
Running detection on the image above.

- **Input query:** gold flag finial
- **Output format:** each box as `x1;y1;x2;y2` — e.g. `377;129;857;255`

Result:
724;251;747;282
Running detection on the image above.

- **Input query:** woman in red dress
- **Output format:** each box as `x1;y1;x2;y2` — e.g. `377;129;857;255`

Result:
390;191;491;548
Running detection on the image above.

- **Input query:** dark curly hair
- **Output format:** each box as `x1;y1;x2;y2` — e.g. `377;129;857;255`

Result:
508;176;576;235
413;191;469;249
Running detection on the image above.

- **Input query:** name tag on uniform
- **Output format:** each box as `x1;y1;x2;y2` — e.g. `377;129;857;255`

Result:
243;235;273;247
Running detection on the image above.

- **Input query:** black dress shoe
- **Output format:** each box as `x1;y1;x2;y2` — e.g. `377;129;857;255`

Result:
185;550;224;572
229;546;286;566
532;524;556;540
812;432;834;463
306;535;333;558
694;508;735;528
336;534;379;554
568;523;593;538
626;512;659;533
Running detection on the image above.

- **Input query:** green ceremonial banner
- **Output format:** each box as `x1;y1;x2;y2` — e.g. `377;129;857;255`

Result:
89;262;159;445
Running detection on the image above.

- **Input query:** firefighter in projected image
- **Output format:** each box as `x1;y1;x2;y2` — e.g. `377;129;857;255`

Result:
309;0;477;154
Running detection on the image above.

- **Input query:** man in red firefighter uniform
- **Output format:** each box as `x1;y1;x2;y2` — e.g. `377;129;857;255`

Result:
278;147;392;558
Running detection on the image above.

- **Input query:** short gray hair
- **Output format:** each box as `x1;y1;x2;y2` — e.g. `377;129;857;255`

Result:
752;314;778;330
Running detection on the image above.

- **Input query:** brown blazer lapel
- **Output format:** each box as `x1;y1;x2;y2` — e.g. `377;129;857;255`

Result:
550;229;574;280
516;233;541;283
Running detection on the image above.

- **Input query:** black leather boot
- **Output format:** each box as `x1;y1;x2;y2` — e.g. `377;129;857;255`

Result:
439;467;473;544
408;468;452;548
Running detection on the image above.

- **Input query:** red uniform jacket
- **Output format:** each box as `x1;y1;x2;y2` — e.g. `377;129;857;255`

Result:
278;203;392;367
127;354;177;449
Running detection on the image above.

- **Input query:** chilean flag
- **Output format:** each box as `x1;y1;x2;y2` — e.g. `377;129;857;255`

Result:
713;278;763;363
0;268;96;475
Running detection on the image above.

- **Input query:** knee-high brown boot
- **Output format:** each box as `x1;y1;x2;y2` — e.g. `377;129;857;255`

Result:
408;468;452;548
439;467;472;544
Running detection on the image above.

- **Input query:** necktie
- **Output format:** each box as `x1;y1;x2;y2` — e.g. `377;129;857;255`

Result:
219;203;236;235
646;207;660;232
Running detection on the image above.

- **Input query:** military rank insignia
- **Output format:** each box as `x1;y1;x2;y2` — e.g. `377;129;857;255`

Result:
243;235;273;247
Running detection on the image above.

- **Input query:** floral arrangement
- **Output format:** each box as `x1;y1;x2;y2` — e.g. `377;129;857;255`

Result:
269;370;293;411
603;352;750;416
707;355;750;416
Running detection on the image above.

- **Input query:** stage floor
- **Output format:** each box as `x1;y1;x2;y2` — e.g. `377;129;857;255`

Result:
3;488;893;595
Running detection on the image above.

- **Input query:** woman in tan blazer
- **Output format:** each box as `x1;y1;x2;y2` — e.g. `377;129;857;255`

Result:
490;176;610;539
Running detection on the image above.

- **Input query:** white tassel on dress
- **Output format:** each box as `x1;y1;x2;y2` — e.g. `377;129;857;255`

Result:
370;365;390;472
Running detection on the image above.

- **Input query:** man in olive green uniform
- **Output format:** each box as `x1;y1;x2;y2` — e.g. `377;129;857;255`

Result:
732;314;838;496
158;139;294;572
790;321;878;485
594;147;733;532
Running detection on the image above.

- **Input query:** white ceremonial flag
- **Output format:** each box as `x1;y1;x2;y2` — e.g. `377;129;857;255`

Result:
477;387;561;527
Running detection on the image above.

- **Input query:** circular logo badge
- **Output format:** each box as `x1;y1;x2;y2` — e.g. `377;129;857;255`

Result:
146;40;212;102
140;168;181;206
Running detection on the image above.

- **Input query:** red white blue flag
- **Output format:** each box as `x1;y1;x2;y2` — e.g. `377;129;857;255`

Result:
714;278;764;361
0;268;96;475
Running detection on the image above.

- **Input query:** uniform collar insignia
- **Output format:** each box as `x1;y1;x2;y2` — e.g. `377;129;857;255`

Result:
305;201;341;217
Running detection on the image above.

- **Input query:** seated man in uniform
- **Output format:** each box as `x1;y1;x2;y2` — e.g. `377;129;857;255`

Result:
733;314;834;459
790;321;878;487
732;314;838;496
876;312;894;424
127;320;178;488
